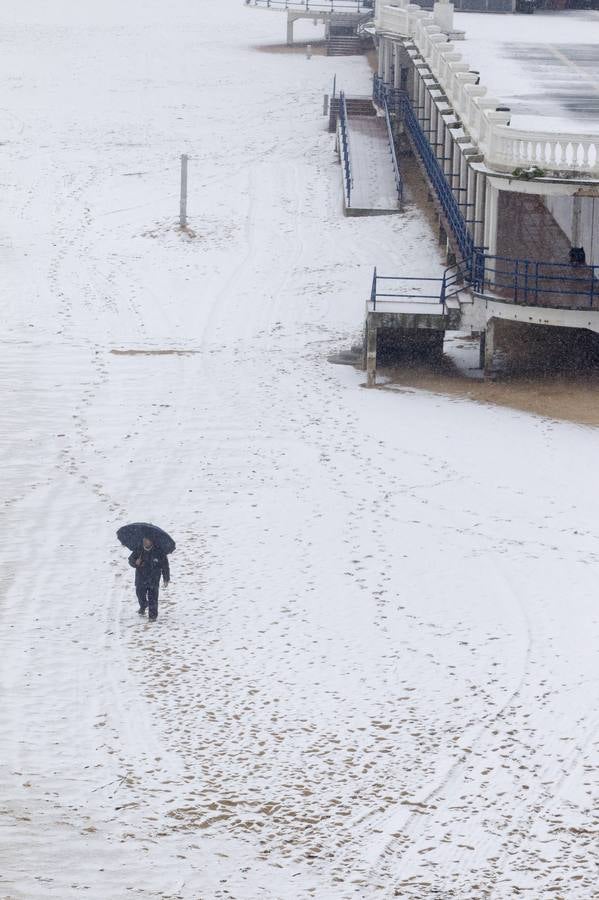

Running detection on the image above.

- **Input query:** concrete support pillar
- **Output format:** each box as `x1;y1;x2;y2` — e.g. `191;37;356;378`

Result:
430;101;438;158
483;182;499;259
572;194;582;247
438;219;448;247
437;113;446;168
393;45;401;89
286;13;294;46
366;321;378;387
466;165;476;242
482;317;495;376
383;39;392;84
401;65;409;93
459;150;468;215
424;89;432;135
378;39;384;78
406;65;414;101
443;122;453;179
417;74;425;124
474;170;486;248
570;195;587;262
446;241;456;267
451;139;460;196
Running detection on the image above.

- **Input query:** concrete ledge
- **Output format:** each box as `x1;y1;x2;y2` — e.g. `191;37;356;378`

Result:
345;206;401;216
367;309;447;329
463;293;599;334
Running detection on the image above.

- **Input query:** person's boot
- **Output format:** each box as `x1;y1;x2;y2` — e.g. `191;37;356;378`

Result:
138;605;146;615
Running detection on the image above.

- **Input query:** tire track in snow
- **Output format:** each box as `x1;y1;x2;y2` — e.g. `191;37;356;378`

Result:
364;561;533;896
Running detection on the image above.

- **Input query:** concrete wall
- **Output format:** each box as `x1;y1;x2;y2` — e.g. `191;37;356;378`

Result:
545;195;599;268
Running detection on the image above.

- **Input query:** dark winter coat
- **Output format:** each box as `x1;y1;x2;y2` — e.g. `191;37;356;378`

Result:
129;546;170;587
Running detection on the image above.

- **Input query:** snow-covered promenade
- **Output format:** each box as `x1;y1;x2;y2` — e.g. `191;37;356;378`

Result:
1;2;598;897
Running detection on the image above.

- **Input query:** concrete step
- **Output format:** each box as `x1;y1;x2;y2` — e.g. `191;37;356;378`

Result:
328;47;364;56
327;37;365;56
330;98;375;114
328;95;376;131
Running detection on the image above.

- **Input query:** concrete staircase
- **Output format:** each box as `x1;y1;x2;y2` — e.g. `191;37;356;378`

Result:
327;34;364;56
328;95;375;132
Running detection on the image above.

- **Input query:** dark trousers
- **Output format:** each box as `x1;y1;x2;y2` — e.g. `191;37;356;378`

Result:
136;582;159;619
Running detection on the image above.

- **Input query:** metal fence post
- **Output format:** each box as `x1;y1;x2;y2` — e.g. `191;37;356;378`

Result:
371;267;377;310
179;153;188;228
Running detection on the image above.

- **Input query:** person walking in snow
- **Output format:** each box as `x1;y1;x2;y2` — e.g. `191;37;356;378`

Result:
129;536;170;621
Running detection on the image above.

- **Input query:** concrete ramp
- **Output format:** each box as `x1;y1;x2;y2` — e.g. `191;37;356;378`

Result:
346;116;400;215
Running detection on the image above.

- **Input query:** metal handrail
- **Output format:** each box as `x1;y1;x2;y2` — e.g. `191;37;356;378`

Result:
370;266;377;306
381;91;402;205
373;253;599;313
473;252;599;309
374;76;477;265
371;260;467;312
371;272;445;311
338;91;353;207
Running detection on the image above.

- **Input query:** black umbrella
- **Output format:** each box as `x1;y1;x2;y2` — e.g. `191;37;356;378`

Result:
116;522;176;555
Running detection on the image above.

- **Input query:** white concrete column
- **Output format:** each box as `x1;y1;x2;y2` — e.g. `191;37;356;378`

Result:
483;317;495;375
466;164;476;240
383;39;392;84
474;171;486;248
451;139;460;195
430;99;438;157
436;106;445;166
424;87;432;134
286;13;294;46
484;182;499;259
393;44;401;89
417;73;426;124
407;61;416;102
378;39;384;78
459;149;468;214
572;195;582;247
443;121;453;179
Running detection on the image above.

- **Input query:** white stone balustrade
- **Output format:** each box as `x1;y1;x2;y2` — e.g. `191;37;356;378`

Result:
453;72;479;118
376;1;599;176
486;129;599;174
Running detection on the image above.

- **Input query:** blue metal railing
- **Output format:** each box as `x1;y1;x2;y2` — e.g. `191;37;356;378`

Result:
373;74;599;311
380;89;403;206
370;260;466;312
338;91;353;207
374;74;475;266
373;73;386;109
472;254;599;310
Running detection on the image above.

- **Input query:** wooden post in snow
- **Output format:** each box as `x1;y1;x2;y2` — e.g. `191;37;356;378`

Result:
179;154;188;229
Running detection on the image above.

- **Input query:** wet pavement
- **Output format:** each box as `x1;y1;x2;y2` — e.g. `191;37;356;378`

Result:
504;42;599;123
457;11;599;131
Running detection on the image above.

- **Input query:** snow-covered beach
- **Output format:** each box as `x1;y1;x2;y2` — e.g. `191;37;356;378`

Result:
1;1;598;897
